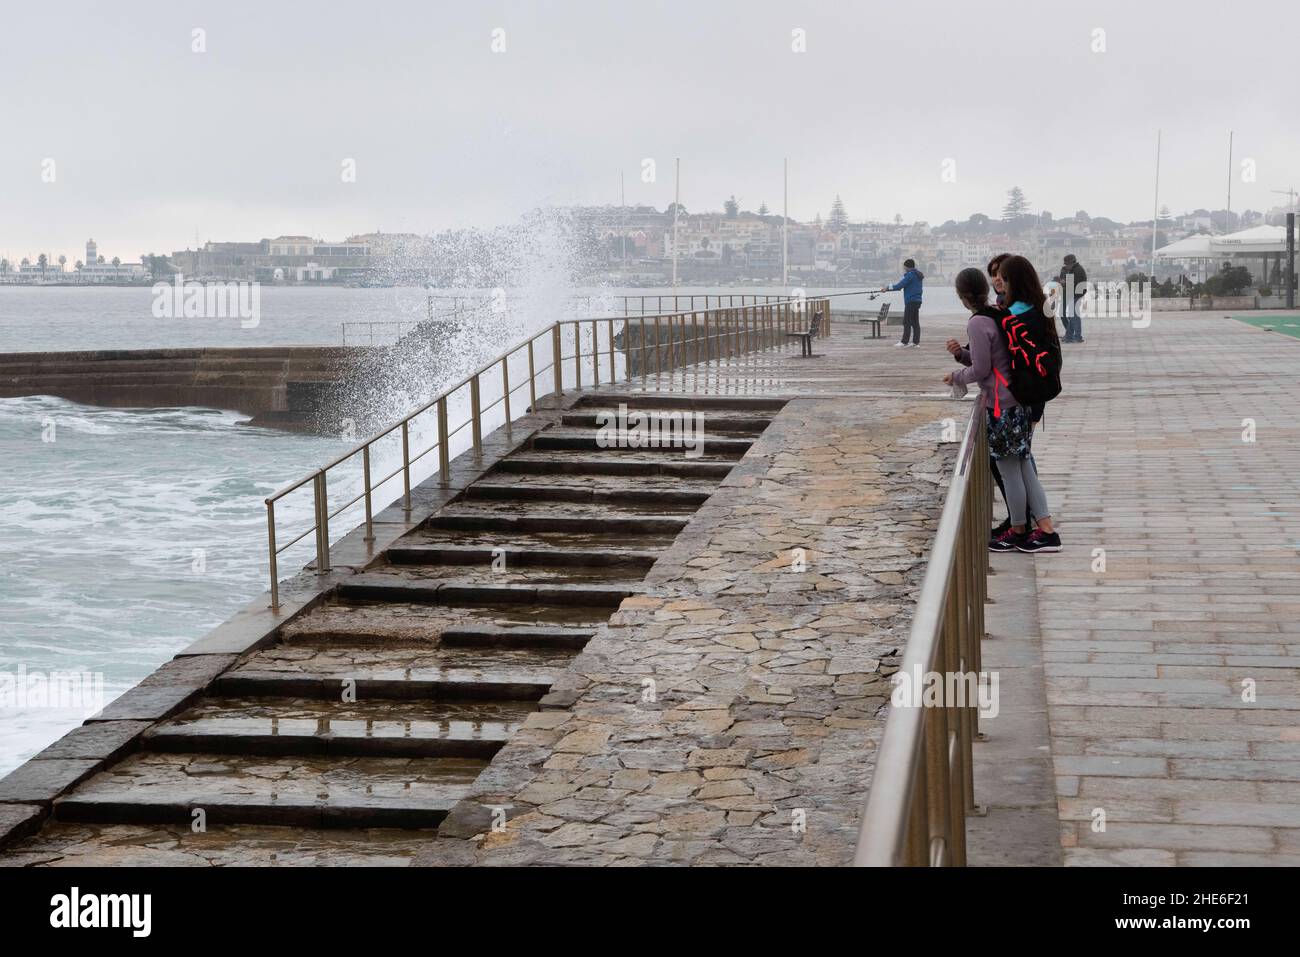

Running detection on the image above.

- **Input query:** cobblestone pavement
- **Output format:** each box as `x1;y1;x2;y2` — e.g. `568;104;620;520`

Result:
420;392;966;865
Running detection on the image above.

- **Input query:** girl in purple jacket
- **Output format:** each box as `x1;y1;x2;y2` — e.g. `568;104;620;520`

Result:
943;267;1061;553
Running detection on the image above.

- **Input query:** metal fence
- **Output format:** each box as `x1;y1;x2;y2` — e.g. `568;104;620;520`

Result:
853;397;992;866
264;296;831;608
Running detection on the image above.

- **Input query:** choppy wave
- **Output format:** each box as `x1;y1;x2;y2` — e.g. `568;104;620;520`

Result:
0;395;349;774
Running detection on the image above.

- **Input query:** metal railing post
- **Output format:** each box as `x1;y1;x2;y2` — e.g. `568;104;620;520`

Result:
653;315;663;376
502;358;512;433
470;373;483;456
362;445;374;541
607;318;615;384
437;396;450;486
266;501;279;609
400;421;412;512
574;323;583;391
313;471;330;573
639;317;648;379
552;323;564;396
527;338;537;409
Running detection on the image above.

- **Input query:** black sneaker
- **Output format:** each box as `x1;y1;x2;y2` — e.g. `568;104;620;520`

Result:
989;527;1024;552
1016;529;1062;553
990;517;1012;543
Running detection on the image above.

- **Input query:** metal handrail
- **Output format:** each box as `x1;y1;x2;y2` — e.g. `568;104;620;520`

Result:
264;296;832;607
853;397;991;866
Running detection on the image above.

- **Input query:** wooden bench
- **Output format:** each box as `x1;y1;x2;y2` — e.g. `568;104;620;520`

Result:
786;308;824;357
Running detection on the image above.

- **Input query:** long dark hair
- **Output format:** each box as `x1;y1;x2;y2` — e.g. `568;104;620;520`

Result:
955;267;990;312
986;253;1011;278
997;255;1047;313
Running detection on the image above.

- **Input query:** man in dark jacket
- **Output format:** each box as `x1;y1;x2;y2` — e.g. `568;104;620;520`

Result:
882;258;924;347
1058;254;1087;342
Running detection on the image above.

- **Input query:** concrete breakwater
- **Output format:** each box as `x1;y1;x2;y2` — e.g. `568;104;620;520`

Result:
0;347;366;432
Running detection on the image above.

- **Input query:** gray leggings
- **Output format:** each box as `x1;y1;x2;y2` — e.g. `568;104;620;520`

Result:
995;455;1050;528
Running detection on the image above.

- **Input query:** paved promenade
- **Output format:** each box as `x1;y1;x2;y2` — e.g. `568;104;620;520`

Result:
1028;311;1300;865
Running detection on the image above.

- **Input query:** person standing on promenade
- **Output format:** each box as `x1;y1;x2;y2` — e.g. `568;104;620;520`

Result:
948;253;1018;539
988;254;1062;553
882;258;924;347
1058;253;1087;342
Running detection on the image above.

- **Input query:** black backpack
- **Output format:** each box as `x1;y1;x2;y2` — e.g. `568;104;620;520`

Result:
995;306;1062;406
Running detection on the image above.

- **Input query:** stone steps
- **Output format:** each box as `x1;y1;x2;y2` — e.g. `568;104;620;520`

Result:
53;752;483;828
1;386;785;858
493;453;735;478
426;511;690;534
142;696;532;759
462;481;711;508
385;543;660;572
213;643;567;700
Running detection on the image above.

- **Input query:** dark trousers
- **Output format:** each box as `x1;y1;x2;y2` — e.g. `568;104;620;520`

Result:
900;301;921;344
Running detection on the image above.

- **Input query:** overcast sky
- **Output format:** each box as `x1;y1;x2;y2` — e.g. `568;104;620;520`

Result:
2;0;1297;263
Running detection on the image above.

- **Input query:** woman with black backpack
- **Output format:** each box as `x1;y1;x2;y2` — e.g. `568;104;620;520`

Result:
988;255;1061;552
945;260;1062;554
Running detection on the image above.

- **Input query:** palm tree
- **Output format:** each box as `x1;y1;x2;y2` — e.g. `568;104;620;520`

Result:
38;253;48;276
111;256;121;267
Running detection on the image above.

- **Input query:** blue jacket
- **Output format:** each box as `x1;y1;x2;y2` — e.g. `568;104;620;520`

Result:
889;268;924;304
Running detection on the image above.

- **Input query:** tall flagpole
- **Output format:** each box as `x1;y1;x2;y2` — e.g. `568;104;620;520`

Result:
671;158;680;287
1225;131;1234;234
782;158;789;287
1151;130;1161;275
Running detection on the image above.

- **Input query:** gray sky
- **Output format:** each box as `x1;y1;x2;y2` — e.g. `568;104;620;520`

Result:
2;0;1297;263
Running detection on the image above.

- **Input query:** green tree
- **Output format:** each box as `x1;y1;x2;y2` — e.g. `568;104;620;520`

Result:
724;195;739;218
38;253;48;275
757;201;769;216
828;195;849;231
1002;186;1030;221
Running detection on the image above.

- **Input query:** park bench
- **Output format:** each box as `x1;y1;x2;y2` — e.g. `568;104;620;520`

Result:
859;302;890;338
786;307;824;357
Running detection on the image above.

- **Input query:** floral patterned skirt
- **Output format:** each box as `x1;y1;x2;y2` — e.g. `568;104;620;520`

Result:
986;405;1032;460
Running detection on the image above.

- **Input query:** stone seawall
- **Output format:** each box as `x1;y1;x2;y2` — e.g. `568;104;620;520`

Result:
0;347;366;430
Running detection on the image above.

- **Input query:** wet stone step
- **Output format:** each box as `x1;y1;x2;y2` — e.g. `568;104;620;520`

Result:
530;429;752;456
214;643;569;700
52;752;483;829
385;543;660;572
473;470;722;495
337;573;637;606
369;560;650;588
494;453;735;478
401;526;676;552
143;696;534;759
2;821;440;867
281;599;610;645
462;481;710;508
438;496;698;518
428;510;690;533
